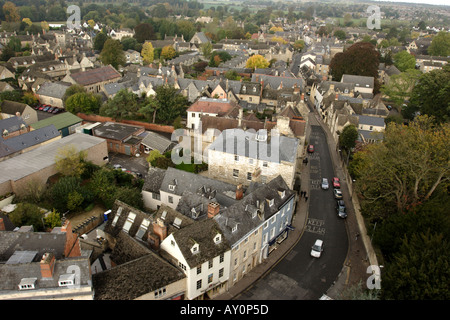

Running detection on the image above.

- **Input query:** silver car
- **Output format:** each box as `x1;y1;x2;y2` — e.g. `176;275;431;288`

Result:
321;178;329;190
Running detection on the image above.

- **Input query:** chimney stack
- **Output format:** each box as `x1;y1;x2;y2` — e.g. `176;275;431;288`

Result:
40;253;56;278
153;218;168;242
61;219;81;258
236;184;244;200
301;93;304;101
207;202;220;219
238;108;243;127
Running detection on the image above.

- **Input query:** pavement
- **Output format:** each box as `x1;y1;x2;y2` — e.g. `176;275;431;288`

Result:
213;110;370;301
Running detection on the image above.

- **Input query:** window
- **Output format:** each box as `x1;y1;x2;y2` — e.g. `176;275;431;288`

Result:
122;212;136;233
233;169;239;178
243;250;247;260
208;273;213;284
154;287;166;299
234;155;239;162
178;262;187;271
196;279;202;290
263;221;269;229
168;196;174;204
208;260;213;269
234;258;238;266
192;112;196;117
247;172;252;181
197;265;202;275
232;224;238;233
219;268;224;278
214;234;222;244
191;243;199;254
152;192;160;200
219;253;224;263
263;161;268;167
270;228;275;239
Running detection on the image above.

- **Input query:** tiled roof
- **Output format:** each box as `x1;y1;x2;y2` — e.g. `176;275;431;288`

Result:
187;98;235;115
71;65;121;86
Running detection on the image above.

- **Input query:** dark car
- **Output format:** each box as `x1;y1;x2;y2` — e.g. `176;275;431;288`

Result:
52;108;60;114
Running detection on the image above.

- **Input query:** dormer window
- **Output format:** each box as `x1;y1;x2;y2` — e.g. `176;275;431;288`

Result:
123;212;136;233
111;206;123;226
169;184;175;191
191;243;199;254
232;224;238;233
214;233;222;244
253;86;256;93
58;273;75;287
267;198;274;207
18;278;37;290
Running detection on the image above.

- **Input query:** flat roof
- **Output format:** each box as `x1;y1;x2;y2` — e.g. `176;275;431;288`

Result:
0;133;105;185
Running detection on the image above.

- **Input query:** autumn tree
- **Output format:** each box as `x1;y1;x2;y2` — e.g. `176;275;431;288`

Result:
160;45;176;61
141;42;154;65
246;54;270;70
329;41;380;82
354;115;450;219
3;1;20;22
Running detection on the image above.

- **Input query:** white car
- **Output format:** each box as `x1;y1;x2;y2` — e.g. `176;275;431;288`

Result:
333;188;343;199
321;178;329;190
311;239;324;258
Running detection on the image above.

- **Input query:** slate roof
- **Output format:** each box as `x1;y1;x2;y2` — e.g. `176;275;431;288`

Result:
36;81;71;99
0;116;27;133
142;167;166;194
171;218;230;269
208;128;299;164
358;115;386;127
341;74;374;89
92;252;185;300
70;65;121;86
0;101;31;115
140;131;174;154
214;175;294;246
251;74;304;90
0;124;59;158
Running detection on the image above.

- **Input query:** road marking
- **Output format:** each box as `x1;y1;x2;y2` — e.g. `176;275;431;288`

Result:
305;218;326;235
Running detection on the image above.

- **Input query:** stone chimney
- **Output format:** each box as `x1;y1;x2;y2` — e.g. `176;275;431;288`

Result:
0;217;5;231
40;253;56;278
236;184;244;200
301;93;304;101
238;108;243;127
208;202;220;219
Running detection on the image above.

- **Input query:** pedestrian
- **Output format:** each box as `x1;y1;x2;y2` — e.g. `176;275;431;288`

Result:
305;196;308;202
304;191;307;198
300;190;304;197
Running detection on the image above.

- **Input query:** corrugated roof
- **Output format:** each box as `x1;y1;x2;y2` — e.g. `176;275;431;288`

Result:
30;112;82;131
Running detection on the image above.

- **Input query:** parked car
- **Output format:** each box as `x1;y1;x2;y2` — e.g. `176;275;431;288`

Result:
43;106;50;112
307;144;314;153
332;177;340;188
333;188;343;199
47;107;54;113
52;108;60;114
113;164;122;170
38;105;46;111
336;200;347;218
311;239;324;258
321;178;329;190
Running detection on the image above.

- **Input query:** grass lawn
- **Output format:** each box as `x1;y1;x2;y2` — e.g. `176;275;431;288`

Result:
175;162;196;173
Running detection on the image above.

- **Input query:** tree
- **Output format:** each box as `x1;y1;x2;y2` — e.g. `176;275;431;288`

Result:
50;176;88;213
0;46;15;62
7;36;21;52
63;84;86;104
65;92;101;115
246;54;270;70
100;39;126;70
41;21;49;32
9;203;44;231
293;40;305;52
354;116;450;219
329;41;380;82
140;42;154;65
393;50;416;72
3;1;20;22
381;69;421;107
22;18;32;26
141;85;188;124
146;150;164;164
44;209;61;230
339;124;358;153
200;42;213;59
160;45;176;61
93;32;109;51
99;89;139;119
121;36;139;51
334;29;346;41
134;23;156;43
381;231;450;300
428;31;450;57
407;64;450;123
55;145;87;178
209;51;232;67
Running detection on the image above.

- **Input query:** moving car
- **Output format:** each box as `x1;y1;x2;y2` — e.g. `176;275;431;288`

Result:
307;144;314;153
333;188;343;199
311;239;324;258
332;177;340;188
321;178;329;190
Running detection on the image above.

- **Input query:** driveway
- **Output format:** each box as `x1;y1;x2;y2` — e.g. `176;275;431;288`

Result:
108;152;149;179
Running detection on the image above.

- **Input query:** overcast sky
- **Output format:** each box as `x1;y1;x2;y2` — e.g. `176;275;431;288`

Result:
375;0;449;6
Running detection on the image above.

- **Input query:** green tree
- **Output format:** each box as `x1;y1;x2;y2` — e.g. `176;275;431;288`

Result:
7;36;21;52
148;85;188;124
93;31;109;51
146;149;163;164
293;40;305;52
121;36;139;51
65;92;101;115
407;64;450;123
63;84;86;104
99;89;139;119
381;231;450;300
428;31;450;57
67;191;84;211
381;69;421;107
54;145;87;178
50;176;87;213
200;42;213;59
333;30;346;41
209;51;232;67
9;203;44;231
339;124;358;153
393;50;416;72
99;39;126;70
44;209;62;230
134;23;156;43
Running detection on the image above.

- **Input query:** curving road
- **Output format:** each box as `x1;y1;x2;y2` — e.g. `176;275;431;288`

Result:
237;117;349;300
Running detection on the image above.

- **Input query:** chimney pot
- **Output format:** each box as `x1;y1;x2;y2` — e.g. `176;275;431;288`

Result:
236;184;244;200
208;202;220;218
